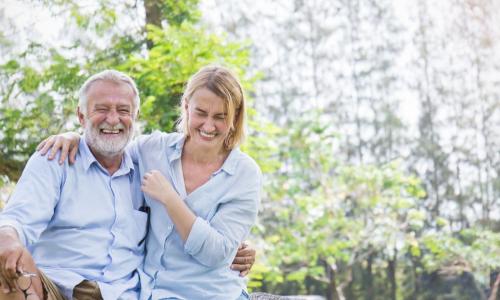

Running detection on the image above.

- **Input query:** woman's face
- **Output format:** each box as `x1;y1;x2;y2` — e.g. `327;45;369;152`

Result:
185;87;231;152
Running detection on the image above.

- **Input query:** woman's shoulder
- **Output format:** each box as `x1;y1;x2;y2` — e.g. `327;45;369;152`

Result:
231;149;262;178
136;131;182;148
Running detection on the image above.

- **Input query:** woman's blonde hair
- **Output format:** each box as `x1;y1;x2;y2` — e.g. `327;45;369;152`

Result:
177;65;246;150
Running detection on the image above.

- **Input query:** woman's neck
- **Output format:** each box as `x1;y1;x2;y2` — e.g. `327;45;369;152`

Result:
183;138;228;165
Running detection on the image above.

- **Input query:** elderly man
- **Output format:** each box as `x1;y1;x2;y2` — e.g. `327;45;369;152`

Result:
0;70;253;300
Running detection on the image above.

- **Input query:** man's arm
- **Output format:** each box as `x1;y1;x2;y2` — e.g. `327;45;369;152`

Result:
0;226;25;293
0;226;45;299
0;152;64;293
0;152;63;247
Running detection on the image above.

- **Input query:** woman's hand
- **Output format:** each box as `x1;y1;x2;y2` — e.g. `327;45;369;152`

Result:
141;170;196;241
141;170;177;204
37;132;81;165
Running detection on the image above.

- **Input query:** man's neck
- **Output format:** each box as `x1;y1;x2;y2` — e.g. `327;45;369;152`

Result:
89;147;123;175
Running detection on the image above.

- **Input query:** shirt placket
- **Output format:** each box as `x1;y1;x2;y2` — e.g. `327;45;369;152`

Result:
102;174;121;278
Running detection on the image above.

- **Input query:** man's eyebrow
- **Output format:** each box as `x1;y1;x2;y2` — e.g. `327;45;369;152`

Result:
94;104;109;108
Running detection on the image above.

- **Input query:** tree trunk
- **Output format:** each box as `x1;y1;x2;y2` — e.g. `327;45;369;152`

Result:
144;0;163;49
490;271;500;300
325;260;340;300
364;254;374;300
412;262;420;299
387;256;397;300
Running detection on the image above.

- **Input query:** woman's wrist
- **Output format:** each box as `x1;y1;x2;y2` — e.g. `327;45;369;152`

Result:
160;195;170;206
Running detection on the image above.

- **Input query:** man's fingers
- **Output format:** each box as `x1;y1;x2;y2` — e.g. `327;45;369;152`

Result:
231;263;252;277
232;255;252;265
236;242;254;255
0;275;11;293
0;269;16;293
17;251;28;275
231;262;249;271
232;242;255;278
4;251;21;280
239;268;250;277
236;248;255;256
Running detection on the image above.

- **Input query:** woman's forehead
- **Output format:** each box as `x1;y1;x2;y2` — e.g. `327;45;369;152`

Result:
190;88;227;111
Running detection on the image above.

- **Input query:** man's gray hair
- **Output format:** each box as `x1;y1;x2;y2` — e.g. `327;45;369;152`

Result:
78;70;140;116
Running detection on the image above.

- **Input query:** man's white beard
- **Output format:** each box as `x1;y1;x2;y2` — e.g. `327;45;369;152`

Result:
84;119;133;157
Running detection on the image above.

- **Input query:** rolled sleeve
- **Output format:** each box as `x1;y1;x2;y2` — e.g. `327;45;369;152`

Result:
0;152;63;247
184;217;211;257
183;214;241;268
0;220;26;246
182;162;262;267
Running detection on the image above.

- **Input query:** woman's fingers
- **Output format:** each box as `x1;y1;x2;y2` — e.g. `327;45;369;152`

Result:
69;145;79;165
59;140;70;165
37;136;55;155
48;137;63;160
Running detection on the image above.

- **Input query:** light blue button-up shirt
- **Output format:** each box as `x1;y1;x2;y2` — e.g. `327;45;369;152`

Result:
0;138;147;300
129;132;262;300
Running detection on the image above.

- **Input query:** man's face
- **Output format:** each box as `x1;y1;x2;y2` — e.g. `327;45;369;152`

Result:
78;80;136;158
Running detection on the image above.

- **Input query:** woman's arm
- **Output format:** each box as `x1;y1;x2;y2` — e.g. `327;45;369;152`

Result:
141;164;261;268
37;132;80;164
141;170;196;241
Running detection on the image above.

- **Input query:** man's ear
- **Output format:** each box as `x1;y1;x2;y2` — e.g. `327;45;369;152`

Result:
77;107;85;126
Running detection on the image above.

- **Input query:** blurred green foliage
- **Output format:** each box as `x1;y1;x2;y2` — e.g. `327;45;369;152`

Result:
0;1;499;299
246;112;500;298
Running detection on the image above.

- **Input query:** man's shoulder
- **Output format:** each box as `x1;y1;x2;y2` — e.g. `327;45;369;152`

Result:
23;145;92;180
14;149;72;190
24;150;68;173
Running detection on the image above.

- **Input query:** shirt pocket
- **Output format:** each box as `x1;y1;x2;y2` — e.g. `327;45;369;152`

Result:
132;209;148;246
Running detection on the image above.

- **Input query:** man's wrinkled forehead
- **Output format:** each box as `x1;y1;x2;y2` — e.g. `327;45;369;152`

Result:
86;80;136;107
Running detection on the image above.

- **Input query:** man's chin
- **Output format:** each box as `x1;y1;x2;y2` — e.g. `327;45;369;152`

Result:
92;138;130;157
93;145;126;157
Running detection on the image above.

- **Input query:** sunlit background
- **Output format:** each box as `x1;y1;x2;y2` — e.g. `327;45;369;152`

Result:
1;0;500;299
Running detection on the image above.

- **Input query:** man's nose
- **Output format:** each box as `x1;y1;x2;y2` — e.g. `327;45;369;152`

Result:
106;110;120;125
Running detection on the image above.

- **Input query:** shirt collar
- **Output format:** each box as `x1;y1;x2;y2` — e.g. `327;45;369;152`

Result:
80;135;135;176
167;134;186;163
80;137;98;172
218;148;239;176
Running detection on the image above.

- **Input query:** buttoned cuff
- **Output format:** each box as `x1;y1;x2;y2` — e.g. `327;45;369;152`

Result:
0;219;26;246
184;217;209;255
